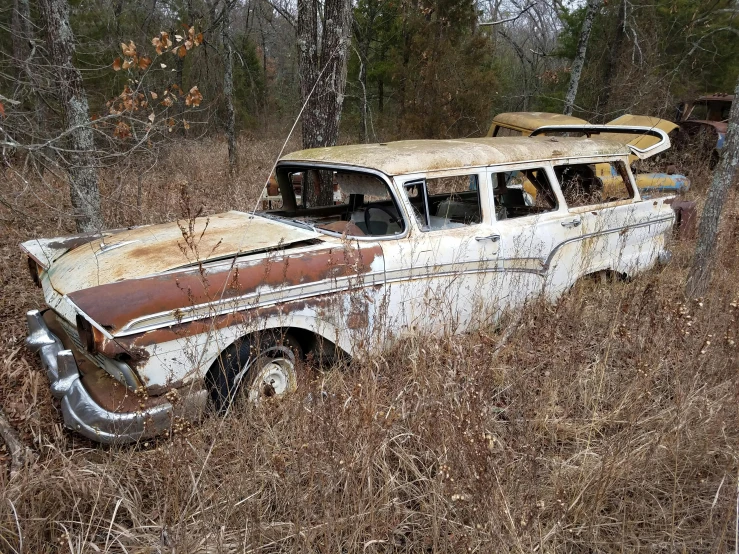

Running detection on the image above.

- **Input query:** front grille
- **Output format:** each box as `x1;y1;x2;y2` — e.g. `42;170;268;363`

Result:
58;317;115;371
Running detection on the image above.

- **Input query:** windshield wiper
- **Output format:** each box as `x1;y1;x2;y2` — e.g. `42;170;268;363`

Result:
259;212;316;231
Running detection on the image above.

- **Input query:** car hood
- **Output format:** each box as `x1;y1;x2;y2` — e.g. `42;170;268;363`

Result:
680;120;728;134
28;211;320;295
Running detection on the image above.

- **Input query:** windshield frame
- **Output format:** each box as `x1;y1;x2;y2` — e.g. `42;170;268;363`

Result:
269;162;411;242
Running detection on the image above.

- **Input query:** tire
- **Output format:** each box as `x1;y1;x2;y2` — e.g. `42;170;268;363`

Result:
206;331;304;413
709;150;720;170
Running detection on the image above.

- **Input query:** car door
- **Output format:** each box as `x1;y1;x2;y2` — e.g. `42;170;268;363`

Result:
552;157;673;278
380;170;503;337
486;163;585;302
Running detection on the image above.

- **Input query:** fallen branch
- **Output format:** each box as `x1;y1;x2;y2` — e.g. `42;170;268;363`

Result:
0;409;34;477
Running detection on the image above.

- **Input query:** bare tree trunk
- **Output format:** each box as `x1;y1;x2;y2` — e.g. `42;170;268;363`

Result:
222;0;238;174
297;0;352;205
39;0;103;232
563;0;601;116
12;0;32;70
354;0;377;144
596;0;626;119
685;76;739;298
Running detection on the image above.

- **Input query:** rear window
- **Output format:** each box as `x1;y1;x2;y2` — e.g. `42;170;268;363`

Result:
554;161;633;208
494;126;523;137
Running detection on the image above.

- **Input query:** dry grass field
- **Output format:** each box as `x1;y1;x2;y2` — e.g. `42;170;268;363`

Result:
0;137;737;552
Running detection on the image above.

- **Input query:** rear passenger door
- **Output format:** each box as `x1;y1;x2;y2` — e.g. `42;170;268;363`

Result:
552;158;659;276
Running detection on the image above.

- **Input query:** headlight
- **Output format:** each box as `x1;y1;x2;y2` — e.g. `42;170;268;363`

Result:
27;257;41;288
75;314;99;354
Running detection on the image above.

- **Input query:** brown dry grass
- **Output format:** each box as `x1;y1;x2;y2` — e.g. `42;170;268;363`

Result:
0;137;737;552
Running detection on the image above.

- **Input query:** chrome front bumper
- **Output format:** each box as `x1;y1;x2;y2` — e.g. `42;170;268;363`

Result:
25;309;206;444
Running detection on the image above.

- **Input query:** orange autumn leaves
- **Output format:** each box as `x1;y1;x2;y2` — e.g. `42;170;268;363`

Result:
151;26;203;57
112;26;202;72
109;25;203;139
112;41;152;72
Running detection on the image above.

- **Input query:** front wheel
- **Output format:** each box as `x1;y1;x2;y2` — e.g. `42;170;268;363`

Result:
206;331;304;413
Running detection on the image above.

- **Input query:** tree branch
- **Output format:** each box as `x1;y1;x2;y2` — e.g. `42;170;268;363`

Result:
480;2;537;26
265;0;296;28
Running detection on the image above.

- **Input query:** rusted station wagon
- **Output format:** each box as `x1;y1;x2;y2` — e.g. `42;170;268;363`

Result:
23;126;677;443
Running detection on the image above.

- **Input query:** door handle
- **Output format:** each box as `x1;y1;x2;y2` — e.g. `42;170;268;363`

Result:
561;219;581;228
475;234;501;242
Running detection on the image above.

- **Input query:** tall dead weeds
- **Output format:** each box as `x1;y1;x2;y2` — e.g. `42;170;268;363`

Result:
0;142;736;552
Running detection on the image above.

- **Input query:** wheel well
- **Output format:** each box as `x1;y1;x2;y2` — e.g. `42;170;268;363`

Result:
285;327;347;366
582;269;628;283
206;327;347;377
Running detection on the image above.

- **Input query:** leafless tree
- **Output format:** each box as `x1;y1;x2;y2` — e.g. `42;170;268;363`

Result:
685;77;739;298
38;0;103;232
563;0;601;116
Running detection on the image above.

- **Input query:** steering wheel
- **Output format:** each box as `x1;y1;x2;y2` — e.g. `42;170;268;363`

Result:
364;204;400;234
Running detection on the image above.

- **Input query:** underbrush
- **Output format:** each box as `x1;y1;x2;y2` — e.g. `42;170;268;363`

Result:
0;142;737;552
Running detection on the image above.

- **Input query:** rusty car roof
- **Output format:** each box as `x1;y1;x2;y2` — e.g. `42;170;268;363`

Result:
279;137;631;176
695;94;734;103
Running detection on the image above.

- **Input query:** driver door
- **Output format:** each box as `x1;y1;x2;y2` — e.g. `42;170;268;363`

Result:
380;170;502;338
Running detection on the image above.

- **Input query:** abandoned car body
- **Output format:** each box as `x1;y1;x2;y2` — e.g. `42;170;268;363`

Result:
676;94;734;166
487;111;691;195
23;128;677;443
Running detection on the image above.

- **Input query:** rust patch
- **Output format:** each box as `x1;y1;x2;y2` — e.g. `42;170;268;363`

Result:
47;233;102;251
671;200;697;240
69;243;383;334
46;227;129;251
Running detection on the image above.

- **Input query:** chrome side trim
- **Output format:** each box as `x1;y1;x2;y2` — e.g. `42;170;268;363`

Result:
114;215;673;337
542;215;674;270
116;269;387;335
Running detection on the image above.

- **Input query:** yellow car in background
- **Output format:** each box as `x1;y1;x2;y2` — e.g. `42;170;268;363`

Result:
487;112;691;198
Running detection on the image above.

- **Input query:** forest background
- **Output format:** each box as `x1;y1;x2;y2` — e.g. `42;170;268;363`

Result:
2;0;738;160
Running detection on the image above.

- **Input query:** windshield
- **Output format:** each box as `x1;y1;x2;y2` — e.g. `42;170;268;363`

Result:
688;100;732;122
265;167;405;238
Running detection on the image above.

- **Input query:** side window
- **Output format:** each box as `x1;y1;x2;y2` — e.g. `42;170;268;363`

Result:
403;174;482;231
491;168;558;220
554;161;633;208
404;181;428;228
494;126;523;137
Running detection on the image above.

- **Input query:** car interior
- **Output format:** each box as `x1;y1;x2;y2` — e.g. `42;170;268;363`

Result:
269;169;405;237
405;175;482;230
493;169;558;219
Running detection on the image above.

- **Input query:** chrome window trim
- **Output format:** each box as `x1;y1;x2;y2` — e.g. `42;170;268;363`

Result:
272;162;410;242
